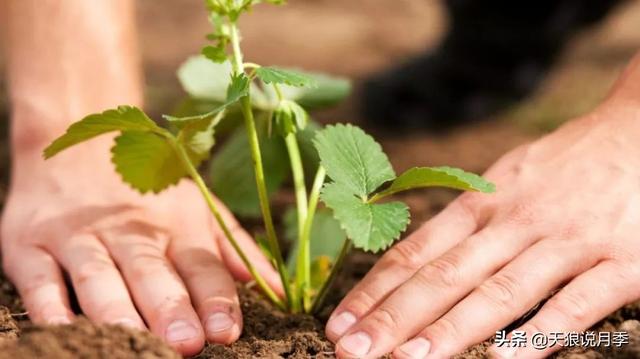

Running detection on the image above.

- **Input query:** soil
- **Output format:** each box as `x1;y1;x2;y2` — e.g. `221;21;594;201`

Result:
1;0;640;358
0;315;179;359
0;254;639;358
195;287;333;359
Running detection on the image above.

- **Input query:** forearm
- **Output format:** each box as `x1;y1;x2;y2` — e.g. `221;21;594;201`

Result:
2;0;142;154
566;52;640;138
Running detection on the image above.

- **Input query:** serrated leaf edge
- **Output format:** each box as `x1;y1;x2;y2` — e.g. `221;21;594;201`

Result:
321;185;410;253
109;131;184;195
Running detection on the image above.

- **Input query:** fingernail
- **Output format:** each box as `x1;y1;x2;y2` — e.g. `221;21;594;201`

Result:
339;331;372;357
111;318;141;329
397;337;431;359
47;316;71;325
205;312;234;333
328;311;357;337
490;345;517;358
165;320;199;343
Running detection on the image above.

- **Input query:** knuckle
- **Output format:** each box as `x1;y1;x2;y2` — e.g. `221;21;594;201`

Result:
366;306;404;334
427;316;462;343
342;289;378;316
478;272;520;310
20;273;54;297
456;193;481;221
73;260;115;285
548;291;590;324
127;253;167;280
173;250;219;278
502;203;536;226
559;220;586;241
420;254;462;288
520;321;545;336
609;261;637;284
385;238;426;272
153;294;192;315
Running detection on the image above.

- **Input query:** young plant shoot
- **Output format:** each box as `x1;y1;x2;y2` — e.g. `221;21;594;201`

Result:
43;0;495;314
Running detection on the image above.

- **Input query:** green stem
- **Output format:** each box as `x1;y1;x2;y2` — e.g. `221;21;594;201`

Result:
311;238;352;314
286;133;308;312
172;140;285;309
273;84;285;102
229;21;293;308
286;135;308;237
299;166;326;312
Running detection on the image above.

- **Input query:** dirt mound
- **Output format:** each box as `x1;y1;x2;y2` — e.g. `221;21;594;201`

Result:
198;287;334;359
0;307;19;344
0;265;639;358
0;316;179;359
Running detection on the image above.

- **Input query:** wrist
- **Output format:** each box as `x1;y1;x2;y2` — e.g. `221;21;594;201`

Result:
10;104;114;170
599;52;640;114
9;92;142;157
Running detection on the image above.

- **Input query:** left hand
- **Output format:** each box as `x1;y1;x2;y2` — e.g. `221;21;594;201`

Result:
325;99;640;358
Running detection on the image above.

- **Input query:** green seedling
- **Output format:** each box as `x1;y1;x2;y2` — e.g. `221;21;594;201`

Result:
44;0;495;314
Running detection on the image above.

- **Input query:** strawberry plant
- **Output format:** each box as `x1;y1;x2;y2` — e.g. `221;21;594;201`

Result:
44;0;495;314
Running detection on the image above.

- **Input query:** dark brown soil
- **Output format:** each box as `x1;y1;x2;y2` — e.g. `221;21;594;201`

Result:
196;287;333;359
0;307;19;344
0;316;179;359
1;255;639;358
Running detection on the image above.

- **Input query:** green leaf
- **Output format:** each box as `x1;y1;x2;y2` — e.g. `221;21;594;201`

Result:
284;208;347;273
258;71;351;110
164;72;249;125
176;56;271;111
201;45;227;63
161;73;252;166
178;116;217;166
296;121;321;178
226;73;251;103
209;126;288;217
295;73;352;109
314;124;395;198
373;166;496;200
256;67;318;88
178;56;233;102
271;100;308;136
44;106;161;159
321;183;409;253
111;131;186;194
205;0;229;13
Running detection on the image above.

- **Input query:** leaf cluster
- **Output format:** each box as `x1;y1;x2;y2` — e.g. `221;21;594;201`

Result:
44;0;497;314
314;124;495;252
43;73;252;194
176;56;351;216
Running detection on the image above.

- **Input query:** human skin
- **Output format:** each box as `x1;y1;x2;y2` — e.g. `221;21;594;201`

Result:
326;53;640;359
0;0;282;356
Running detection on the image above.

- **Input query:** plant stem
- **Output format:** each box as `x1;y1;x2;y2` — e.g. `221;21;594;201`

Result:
172;139;285;309
299;166;326;312
311;238;352;314
285;133;308;312
286;135;308;238
229;21;293;308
